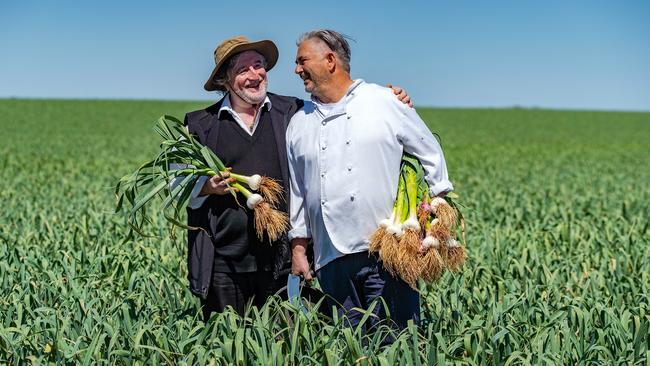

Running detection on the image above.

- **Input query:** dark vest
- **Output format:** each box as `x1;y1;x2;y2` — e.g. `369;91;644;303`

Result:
207;106;285;272
184;93;303;299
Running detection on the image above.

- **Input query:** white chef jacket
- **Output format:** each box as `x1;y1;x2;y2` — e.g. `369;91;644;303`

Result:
286;79;453;270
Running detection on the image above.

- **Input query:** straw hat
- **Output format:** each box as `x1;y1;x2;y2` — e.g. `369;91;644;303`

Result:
204;36;279;91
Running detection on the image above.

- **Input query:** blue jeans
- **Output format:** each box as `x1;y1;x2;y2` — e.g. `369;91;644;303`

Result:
316;251;420;331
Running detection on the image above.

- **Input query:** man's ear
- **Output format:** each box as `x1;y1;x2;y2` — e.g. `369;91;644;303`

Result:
224;77;234;93
326;52;337;73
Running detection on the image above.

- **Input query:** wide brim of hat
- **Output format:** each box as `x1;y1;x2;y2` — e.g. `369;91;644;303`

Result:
204;40;279;92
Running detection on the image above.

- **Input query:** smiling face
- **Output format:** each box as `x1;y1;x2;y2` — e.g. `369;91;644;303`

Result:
294;39;332;98
226;50;268;105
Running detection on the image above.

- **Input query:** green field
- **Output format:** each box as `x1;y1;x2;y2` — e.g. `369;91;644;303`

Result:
1;99;649;365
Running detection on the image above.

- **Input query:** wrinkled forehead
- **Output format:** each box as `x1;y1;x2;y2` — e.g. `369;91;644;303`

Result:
298;37;330;53
229;50;265;71
296;38;330;61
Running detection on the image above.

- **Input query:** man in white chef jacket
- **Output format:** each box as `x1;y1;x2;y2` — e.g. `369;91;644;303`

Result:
287;29;453;330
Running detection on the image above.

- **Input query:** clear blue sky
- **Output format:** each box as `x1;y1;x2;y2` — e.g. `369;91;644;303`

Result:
1;0;649;111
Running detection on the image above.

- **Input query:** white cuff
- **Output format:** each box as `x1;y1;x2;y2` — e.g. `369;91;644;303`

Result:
288;228;311;241
429;180;454;197
188;176;209;209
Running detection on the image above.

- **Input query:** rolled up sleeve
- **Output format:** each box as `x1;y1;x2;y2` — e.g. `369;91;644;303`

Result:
168;126;211;209
397;103;454;196
169;164;210;209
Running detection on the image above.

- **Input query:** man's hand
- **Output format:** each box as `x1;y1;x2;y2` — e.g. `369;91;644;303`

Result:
387;84;413;107
199;170;238;196
291;238;312;282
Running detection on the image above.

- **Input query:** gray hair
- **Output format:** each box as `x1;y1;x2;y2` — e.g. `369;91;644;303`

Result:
297;29;352;73
212;51;268;92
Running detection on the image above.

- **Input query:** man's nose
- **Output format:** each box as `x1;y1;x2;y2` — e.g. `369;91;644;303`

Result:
294;64;302;74
245;66;262;79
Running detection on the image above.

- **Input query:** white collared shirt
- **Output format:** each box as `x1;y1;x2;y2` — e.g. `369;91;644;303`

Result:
218;93;272;135
286;79;453;270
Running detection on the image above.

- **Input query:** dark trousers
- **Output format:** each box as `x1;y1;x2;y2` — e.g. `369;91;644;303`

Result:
316;251;420;331
200;271;287;321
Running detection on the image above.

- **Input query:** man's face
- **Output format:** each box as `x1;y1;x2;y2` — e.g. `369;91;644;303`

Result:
227;50;268;105
295;39;331;97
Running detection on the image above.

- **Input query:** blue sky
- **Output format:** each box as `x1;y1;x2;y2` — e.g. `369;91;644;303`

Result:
1;0;649;111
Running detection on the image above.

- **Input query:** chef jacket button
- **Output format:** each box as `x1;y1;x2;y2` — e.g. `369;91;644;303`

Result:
346;115;351;119
346;140;351;145
322;121;326;125
347;166;352;172
350;195;355;201
322;146;327;150
321;200;326;205
321;172;325;177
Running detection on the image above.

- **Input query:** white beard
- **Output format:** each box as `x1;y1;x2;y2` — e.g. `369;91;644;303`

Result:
233;80;268;105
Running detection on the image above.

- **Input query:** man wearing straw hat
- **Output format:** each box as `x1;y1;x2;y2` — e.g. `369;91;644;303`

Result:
182;36;411;321
287;29;453;331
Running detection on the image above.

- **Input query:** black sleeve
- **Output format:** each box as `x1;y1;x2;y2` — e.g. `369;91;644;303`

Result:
287;97;304;119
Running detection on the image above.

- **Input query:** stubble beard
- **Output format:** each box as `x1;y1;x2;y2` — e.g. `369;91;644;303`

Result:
301;71;323;99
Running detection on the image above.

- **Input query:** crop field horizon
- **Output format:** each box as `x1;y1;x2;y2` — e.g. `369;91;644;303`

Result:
1;99;648;364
